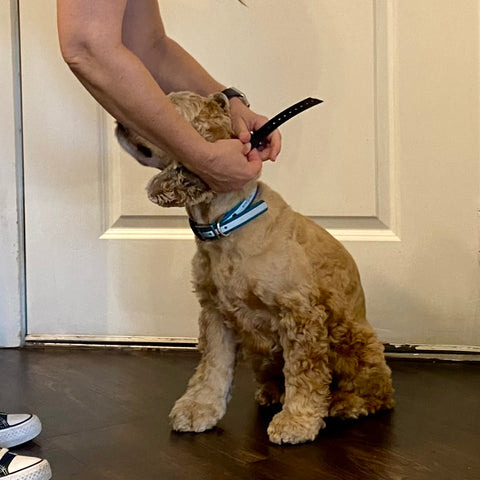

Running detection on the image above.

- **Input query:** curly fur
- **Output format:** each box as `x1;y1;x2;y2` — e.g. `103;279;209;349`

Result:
147;164;214;207
116;91;394;445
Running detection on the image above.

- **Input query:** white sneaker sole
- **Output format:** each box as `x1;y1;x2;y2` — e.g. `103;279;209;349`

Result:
4;459;51;480
0;416;42;448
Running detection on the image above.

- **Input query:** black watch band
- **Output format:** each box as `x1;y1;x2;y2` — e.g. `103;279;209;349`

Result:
221;87;250;107
250;97;323;149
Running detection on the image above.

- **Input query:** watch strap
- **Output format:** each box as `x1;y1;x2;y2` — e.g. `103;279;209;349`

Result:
221;87;250;107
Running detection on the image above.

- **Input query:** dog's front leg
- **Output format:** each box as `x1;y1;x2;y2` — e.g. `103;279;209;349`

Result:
267;307;331;445
169;306;236;433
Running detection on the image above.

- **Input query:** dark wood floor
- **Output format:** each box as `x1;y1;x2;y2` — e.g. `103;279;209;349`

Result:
0;347;479;480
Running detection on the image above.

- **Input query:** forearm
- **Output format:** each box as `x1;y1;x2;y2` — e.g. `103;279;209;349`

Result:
131;35;225;96
57;0;271;192
120;1;224;96
65;42;212;171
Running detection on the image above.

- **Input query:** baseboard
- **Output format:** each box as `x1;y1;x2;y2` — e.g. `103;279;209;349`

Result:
24;335;480;361
25;334;198;351
384;343;480;362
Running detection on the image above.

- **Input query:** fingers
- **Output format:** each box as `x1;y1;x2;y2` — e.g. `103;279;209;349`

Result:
266;130;282;161
252;129;282;162
199;139;263;193
230;105;283;162
237;130;251;144
247;116;282;162
245;154;263;182
247;147;262;164
231;115;251;144
243;142;262;176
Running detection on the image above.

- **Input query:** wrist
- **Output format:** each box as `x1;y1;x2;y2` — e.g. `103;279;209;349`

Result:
221;87;250;108
181;136;213;175
229;96;249;111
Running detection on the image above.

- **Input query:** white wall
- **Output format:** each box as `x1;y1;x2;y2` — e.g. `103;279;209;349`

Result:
0;0;24;347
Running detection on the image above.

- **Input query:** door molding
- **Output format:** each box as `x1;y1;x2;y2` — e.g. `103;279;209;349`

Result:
0;0;25;347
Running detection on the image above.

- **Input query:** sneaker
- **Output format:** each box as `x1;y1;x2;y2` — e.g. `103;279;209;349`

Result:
0;448;51;479
0;414;42;449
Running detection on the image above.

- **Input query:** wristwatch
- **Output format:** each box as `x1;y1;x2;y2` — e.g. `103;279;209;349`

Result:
221;87;250;108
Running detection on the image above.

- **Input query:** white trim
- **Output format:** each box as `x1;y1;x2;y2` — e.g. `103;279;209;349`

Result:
385;344;480;362
25;336;480;355
329;229;400;243
100;227;194;241
0;0;25;347
390;344;480;354
100;214;401;242
26;334;198;349
26;335;480;355
373;0;400;234
24;336;480;360
100;226;401;242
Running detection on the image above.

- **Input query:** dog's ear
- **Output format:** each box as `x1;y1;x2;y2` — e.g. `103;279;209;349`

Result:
192;94;234;143
115;122;171;170
147;163;214;208
210;92;230;114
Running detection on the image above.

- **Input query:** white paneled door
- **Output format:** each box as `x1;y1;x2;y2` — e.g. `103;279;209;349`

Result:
20;0;479;347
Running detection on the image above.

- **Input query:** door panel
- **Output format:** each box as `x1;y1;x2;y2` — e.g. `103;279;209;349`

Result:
21;0;480;347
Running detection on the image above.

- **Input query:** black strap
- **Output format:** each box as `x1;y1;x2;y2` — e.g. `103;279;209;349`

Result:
0;415;8;429
0;451;16;476
250;97;323;149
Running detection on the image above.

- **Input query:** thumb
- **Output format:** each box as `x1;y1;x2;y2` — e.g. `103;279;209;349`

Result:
242;142;252;155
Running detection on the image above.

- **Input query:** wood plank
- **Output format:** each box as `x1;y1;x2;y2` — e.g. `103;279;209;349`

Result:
0;348;478;479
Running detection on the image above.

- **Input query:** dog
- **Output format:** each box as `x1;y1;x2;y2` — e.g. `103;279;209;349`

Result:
116;91;394;445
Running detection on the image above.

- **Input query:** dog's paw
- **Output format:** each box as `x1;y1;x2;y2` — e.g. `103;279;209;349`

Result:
267;410;326;445
169;396;225;432
254;381;284;406
329;392;369;418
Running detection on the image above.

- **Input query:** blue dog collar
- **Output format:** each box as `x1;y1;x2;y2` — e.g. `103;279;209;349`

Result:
189;187;267;241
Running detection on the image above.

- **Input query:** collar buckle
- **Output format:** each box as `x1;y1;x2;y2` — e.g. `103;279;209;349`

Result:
214;220;230;238
190;186;267;241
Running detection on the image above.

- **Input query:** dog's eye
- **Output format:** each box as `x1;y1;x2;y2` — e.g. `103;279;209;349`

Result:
137;145;152;158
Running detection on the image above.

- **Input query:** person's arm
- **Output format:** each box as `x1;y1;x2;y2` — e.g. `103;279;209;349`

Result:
121;1;222;96
57;0;263;192
120;1;281;162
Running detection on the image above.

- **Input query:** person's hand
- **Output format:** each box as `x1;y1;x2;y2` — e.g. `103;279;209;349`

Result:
228;98;282;162
191;138;262;193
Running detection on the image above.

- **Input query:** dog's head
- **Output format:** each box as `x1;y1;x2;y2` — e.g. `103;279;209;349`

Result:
115;92;234;207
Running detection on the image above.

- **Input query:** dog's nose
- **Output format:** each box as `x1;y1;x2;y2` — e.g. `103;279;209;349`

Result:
137;145;152;158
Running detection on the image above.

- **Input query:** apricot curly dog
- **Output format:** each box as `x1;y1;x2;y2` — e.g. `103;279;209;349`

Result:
116;91;394;444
